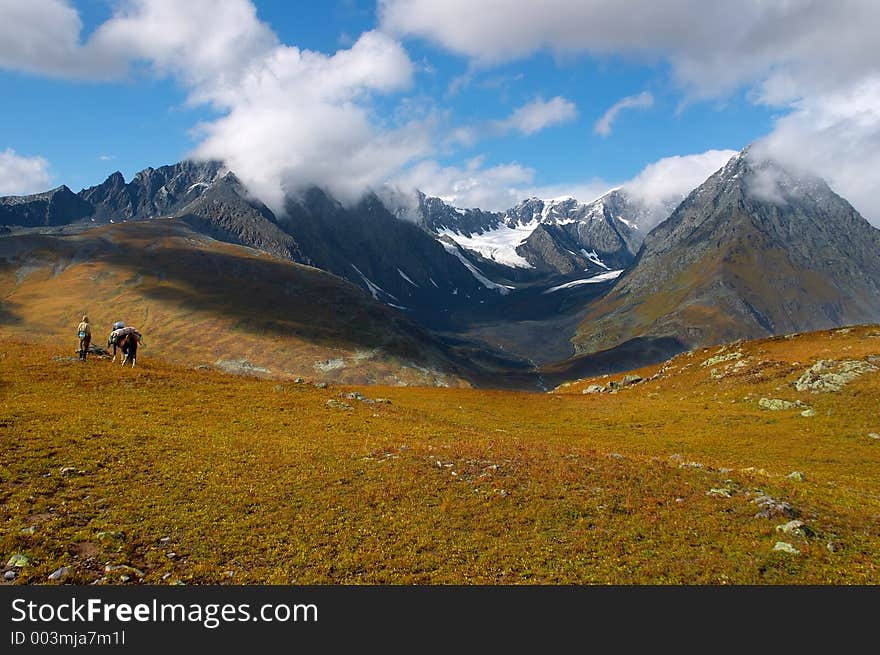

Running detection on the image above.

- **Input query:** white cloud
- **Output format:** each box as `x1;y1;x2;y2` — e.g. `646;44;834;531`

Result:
496;96;577;136
751;77;880;225
391;148;735;218
187;28;426;209
394;156;535;210
0;149;52;196
380;1;880;99
0;0;427;212
524;180;618;205
0;0;121;78
594;91;653;137
622;149;738;227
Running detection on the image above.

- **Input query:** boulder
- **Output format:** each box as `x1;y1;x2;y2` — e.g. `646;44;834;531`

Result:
753;495;798;519
758;398;802;411
104;564;144;577
775;520;814;538
6;554;29;568
773;541;800;555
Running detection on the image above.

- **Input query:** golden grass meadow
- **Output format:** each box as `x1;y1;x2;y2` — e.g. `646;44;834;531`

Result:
1;325;878;584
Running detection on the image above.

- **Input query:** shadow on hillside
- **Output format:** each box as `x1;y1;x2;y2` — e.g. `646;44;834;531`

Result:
0;301;23;326
101;244;454;360
541;336;687;388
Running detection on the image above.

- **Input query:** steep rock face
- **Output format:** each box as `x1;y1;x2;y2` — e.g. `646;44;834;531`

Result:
415;192;503;235
175;172;303;263
79;160;225;221
574;151;880;354
505;192;643;269
516;224;593;275
278;188;497;310
0;185;94;228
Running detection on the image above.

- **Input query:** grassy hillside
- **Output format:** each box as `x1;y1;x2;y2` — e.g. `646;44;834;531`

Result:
0;220;467;386
1;325;878;584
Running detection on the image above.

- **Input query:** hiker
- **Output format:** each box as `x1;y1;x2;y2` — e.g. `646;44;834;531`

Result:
76;315;91;361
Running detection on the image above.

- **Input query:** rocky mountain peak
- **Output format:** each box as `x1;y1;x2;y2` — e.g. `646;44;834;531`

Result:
575;148;880;354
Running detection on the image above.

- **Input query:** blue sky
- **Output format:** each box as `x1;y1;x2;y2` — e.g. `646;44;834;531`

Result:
1;1;877;222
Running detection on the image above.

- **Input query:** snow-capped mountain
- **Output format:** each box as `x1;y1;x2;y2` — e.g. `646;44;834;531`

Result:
413;188;648;274
4;146;880;376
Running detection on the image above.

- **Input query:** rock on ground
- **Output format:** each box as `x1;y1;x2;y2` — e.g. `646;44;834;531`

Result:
759;398;803;411
794;359;877;393
773;541;801;555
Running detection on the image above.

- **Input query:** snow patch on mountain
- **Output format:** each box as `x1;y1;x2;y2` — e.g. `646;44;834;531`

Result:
351;264;399;302
581;249;610;270
397;267;419;287
543;270;623;293
439;241;515;294
438;222;536;269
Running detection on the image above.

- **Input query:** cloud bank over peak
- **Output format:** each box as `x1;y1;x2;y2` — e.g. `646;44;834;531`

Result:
621;149;738;227
391;149;737;219
0;0;428;211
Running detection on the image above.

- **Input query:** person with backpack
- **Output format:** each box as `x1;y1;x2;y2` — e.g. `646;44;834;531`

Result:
77;315;91;361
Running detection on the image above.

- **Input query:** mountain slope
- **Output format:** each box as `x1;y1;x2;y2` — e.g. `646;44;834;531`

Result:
175;171;304;262
0;219;471;386
574;151;880;354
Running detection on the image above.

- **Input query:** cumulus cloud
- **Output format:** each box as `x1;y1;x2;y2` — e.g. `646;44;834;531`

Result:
0;149;52;196
186;28;425;208
0;0;427;211
495;96;577;136
0;0;121;78
594;91;653;137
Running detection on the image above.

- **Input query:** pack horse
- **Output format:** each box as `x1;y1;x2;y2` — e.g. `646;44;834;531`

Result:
108;326;143;367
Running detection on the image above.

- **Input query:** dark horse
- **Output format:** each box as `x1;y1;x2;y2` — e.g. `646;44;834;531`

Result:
109;330;141;367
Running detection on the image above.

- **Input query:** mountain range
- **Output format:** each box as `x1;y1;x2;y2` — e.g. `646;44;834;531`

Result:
2;146;879;387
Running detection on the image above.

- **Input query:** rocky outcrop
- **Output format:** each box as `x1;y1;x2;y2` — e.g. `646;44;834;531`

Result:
0;185;93;228
793;359;878;392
